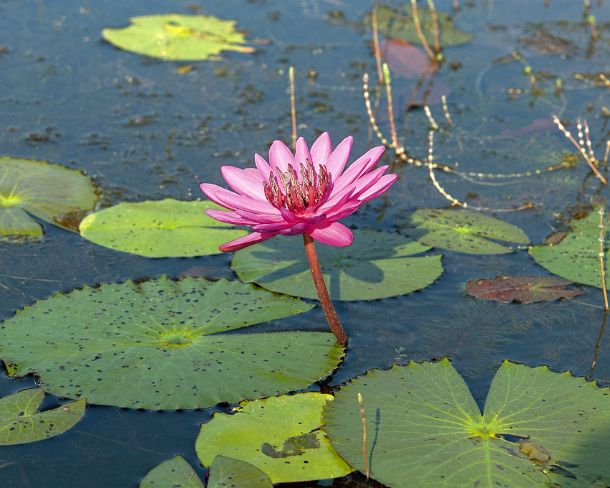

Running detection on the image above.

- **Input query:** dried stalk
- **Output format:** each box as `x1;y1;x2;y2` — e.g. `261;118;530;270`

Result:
357;393;369;479
371;6;384;85
410;0;436;61
600;207;609;310
289;66;297;150
552;115;607;184
426;0;441;56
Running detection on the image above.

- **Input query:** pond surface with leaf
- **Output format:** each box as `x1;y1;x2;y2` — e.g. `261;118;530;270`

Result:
0;0;609;487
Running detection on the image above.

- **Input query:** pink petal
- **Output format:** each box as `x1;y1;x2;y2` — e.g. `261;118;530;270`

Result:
309;222;353;247
205;209;254;225
219;232;276;252
255;153;272;180
200;183;279;216
221;166;267;201
326;136;353;179
269;140;294;172
294;137;312;169
310;132;332;169
358;174;398;201
325;200;363;221
333;146;385;192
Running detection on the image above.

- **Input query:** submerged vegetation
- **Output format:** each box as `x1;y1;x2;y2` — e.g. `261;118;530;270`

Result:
0;0;609;487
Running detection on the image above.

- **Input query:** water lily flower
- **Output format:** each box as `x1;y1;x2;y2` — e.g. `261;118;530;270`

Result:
200;132;396;252
200;132;397;345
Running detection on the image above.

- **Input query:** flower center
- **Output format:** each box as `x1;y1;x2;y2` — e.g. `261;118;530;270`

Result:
263;159;332;213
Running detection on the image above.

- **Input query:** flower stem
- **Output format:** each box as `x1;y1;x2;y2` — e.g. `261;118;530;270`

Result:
303;234;348;346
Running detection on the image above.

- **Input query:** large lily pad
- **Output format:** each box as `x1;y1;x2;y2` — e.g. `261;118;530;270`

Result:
196;393;352;483
466;275;584;303
324;360;610;487
231;229;443;301
208;456;273;488
140;456;203;488
0;277;345;410
79;199;247;258
371;4;474;48
530;209;608;288
0;156;98;240
0;388;85;445
102;14;254;61
402;208;530;254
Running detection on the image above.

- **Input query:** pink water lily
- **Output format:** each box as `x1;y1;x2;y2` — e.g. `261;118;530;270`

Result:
200;132;397;252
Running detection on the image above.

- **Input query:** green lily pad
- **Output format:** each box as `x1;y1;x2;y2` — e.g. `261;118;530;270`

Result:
231;229;443;301
140;456;203;488
102;14;254;61
530;209;608;288
0;388;85;445
79;199;247;258
208;456;273;488
196;393;352;483
0;277;344;410
402;208;530;254
0;156;98;240
324;359;610;488
371;4;474;48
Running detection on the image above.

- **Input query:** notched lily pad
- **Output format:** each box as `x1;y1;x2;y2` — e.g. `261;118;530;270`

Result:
0;277;343;410
208;456;273;488
466;275;584;303
79;199;247;258
323;359;610;488
140;456;203;488
530;209;608;288
402;208;530;254
0;156;98;241
196;393;352;483
370;4;474;47
232;229;443;301
0;388;85;445
102;14;254;61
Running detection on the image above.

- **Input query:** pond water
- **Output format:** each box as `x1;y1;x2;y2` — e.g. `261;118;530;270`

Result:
0;0;609;486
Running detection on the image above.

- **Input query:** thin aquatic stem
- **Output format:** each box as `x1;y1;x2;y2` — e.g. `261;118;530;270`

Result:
289;66;297;150
371;6;385;85
302;234;348;346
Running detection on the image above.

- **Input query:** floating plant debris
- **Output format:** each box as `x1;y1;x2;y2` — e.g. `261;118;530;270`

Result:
0;277;344;410
402;208;530;255
0;388;85;445
196;393;352;483
231;229;443;301
102;14;254;61
466;275;584;304
140;456;203;488
324;360;610;487
530;208;608;289
79;199;247;258
0;156;98;240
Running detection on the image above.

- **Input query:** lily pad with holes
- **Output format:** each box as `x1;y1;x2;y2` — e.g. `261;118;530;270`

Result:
402;208;530;254
102;14;254;61
370;4;474;48
0;156;98;240
530;209;608;288
231;229;443;301
208;456;273;488
323;359;610;488
0;388;85;445
196;393;352;483
0;277;344;410
79;199;247;258
466;275;584;303
140;456;203;488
